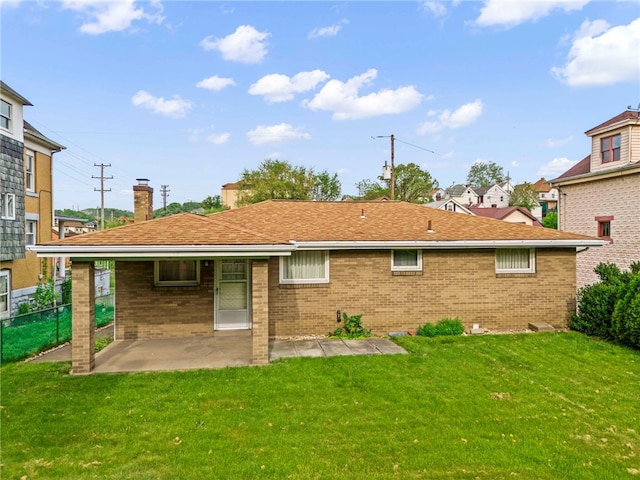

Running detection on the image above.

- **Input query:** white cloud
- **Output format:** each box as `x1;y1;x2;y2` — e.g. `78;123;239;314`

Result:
62;0;164;35
511;160;519;167
249;70;330;103
304;69;423;120
308;19;349;39
246;123;311;145
473;0;589;29
196;75;236;91
131;90;192;118
337;168;349;175
420;2;448;18
545;135;573;148
207;133;231;144
537;157;577;177
551;18;640;87
200;25;269;64
417;99;484;134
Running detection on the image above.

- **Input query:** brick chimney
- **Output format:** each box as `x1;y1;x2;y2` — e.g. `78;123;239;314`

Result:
133;178;153;222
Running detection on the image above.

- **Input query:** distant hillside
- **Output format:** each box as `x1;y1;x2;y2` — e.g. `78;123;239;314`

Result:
55;208;134;221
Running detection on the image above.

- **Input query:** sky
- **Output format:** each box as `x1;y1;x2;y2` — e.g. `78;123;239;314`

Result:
2;0;639;211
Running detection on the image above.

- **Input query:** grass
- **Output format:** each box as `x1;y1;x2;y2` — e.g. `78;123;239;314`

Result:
1;332;638;479
1;305;114;363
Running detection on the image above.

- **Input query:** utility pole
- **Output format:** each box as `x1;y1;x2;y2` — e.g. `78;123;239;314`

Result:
160;184;170;211
375;134;395;200
92;163;112;230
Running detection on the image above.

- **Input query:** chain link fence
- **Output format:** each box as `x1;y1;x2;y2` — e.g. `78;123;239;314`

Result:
0;294;114;364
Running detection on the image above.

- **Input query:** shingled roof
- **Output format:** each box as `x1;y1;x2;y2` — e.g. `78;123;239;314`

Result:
33;200;603;257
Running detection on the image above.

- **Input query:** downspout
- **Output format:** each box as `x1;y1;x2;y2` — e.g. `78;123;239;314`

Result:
576;247;589;254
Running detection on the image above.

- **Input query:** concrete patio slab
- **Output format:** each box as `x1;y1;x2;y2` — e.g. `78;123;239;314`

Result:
29;325;407;373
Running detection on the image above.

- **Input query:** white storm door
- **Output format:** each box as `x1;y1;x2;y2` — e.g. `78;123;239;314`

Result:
215;260;251;330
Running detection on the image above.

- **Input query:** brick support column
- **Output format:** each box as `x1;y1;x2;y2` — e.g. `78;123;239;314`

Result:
251;259;269;364
72;262;95;374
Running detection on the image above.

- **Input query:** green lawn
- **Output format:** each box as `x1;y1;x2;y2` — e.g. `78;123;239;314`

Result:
1;332;638;479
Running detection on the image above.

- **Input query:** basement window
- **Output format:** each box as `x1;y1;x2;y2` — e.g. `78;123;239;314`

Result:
154;260;200;286
391;249;422;272
495;249;535;274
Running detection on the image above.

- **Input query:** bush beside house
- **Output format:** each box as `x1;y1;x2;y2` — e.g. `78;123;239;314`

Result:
571;262;640;349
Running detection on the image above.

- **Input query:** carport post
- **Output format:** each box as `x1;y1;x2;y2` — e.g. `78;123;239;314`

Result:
251;259;269;364
71;261;95;374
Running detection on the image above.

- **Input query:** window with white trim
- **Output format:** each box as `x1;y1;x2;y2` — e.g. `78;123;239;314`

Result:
280;250;329;284
0;270;10;318
391;249;422;272
26;220;36;246
25;151;35;192
0;100;11;131
1;193;16;219
154;260;200;286
495;249;535;274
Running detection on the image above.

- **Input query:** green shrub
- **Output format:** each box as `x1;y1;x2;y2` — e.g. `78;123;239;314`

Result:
417;317;465;337
611;274;640;349
332;313;372;339
571;262;639;339
570;283;619;338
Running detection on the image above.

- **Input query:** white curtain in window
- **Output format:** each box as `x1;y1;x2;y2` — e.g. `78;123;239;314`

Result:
0;273;8;314
496;249;530;270
393;250;418;267
283;251;325;280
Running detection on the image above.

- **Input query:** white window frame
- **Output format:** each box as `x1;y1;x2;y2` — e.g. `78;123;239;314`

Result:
391;249;422;272
279;250;329;284
0;270;10;318
495;248;536;274
0;99;11;132
154;260;200;286
1;193;16;220
26;220;36;246
25;151;35;192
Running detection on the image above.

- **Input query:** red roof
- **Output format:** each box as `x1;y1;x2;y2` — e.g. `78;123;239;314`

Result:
468;206;542;226
585;110;640;135
553;155;591;181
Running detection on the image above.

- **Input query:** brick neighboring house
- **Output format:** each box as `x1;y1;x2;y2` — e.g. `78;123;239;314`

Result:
551;110;640;288
33;188;604;373
0;82;64;316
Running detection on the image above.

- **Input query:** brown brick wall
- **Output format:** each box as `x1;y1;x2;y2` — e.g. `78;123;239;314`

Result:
115;261;215;339
251;259;269;364
267;249;576;336
72;262;95;374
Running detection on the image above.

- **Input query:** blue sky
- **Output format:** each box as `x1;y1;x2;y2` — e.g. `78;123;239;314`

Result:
2;0;639;211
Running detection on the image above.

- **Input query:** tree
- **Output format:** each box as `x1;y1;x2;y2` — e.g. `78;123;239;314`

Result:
311;171;342;201
542;211;557;229
355;163;437;203
355;179;389;200
466;161;505;187
237;159;341;205
201;195;222;210
394;163;438;203
509;183;539;211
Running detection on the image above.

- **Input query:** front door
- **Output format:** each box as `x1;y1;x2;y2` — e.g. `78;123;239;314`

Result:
215;260;250;330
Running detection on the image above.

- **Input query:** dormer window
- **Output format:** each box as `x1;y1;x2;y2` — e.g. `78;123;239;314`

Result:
601;134;621;163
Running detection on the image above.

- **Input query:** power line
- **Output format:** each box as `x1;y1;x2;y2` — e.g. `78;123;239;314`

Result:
92;163;113;230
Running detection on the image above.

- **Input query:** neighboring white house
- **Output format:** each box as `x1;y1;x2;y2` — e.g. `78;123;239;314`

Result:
551;109;640;288
423;198;474;214
445;183;510;208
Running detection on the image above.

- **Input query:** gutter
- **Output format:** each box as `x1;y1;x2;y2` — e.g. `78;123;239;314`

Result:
293;239;607;250
29;243;296;258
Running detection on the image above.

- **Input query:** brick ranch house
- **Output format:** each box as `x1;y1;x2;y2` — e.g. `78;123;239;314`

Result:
32;190;604;374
